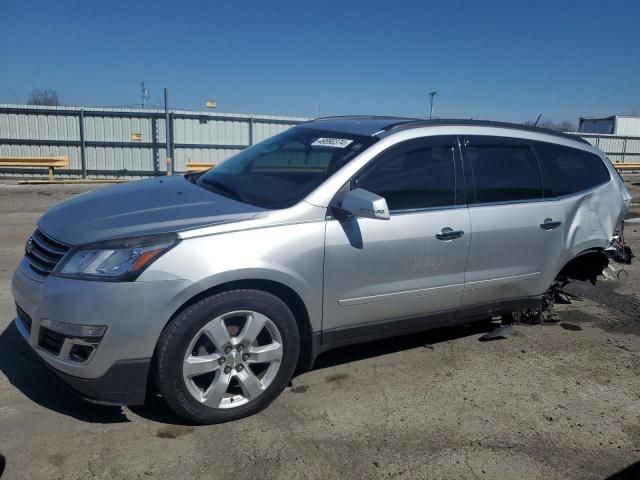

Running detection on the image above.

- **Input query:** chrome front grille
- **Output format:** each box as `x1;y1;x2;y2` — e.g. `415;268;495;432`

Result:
25;229;70;277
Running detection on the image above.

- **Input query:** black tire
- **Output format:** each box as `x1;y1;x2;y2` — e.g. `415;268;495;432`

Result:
154;289;300;424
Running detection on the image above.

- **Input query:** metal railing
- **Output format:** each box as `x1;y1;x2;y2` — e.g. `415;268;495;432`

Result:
0;104;307;178
2;107;639;178
569;132;640;165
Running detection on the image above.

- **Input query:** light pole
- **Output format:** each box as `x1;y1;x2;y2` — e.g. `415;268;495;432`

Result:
141;81;149;109
164;88;173;175
428;91;437;119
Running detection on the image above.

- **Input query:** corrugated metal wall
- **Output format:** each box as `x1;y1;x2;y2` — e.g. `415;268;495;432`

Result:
3;106;639;178
0;104;307;177
572;133;640;164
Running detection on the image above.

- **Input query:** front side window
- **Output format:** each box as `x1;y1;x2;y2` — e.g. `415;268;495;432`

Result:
533;141;610;197
354;138;457;211
196;127;377;209
465;138;543;203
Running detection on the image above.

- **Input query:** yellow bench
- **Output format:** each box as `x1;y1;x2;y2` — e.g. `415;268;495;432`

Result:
186;161;215;172
614;163;640;172
0;156;70;180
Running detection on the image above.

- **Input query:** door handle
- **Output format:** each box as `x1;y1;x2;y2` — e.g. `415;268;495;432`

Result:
435;227;464;240
540;218;562;230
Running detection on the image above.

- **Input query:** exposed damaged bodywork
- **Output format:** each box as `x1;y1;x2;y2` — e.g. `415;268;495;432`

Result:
607;223;634;265
512;222;633;325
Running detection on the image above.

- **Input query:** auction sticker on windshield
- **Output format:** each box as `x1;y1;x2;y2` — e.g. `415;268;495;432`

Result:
311;138;354;148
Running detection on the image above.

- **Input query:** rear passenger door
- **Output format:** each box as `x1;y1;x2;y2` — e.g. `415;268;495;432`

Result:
460;136;566;307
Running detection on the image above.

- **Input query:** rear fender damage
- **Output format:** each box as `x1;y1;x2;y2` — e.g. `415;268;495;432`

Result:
513;226;633;324
558;249;610;284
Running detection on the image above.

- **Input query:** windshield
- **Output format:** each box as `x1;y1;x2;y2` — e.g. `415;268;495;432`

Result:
196;127;377;209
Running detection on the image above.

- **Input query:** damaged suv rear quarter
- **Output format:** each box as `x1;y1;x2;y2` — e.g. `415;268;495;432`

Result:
539;141;632;284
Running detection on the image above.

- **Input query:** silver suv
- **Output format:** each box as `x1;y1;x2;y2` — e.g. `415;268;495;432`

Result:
12;117;632;423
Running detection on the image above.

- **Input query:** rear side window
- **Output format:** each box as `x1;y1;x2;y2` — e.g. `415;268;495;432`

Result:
354;139;457;211
465;138;543;203
533;142;610;197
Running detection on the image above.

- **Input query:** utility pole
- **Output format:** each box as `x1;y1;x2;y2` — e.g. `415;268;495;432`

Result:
164;88;173;175
141;81;149;108
428;91;437;119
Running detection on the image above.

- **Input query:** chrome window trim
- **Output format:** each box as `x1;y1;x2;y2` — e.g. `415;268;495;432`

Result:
467;179;611;208
389;204;466;215
325;203;466;220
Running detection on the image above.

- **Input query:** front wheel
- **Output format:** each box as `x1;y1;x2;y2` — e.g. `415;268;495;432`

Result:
154;289;300;424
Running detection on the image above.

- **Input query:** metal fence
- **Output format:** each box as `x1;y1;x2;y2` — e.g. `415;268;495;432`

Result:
2;105;640;179
0;104;308;178
570;133;640;164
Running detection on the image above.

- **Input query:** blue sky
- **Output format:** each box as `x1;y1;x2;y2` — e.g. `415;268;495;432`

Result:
1;0;638;123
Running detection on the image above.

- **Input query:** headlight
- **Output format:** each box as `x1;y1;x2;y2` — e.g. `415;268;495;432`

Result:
55;233;179;281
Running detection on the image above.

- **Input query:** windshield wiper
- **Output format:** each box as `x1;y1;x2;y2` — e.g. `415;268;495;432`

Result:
201;178;246;202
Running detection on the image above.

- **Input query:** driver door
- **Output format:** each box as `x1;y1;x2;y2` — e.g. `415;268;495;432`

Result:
322;136;471;342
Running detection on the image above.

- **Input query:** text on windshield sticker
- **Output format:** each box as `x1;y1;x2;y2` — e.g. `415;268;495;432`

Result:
311;138;354;148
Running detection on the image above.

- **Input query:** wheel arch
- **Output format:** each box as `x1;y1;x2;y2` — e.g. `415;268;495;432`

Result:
555;247;609;283
162;278;316;373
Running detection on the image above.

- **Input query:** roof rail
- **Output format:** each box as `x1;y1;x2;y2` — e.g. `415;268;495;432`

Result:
383;119;589;144
313;115;418;122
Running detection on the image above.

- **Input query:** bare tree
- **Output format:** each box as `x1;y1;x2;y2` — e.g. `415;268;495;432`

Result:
556;120;577;132
27;88;60;106
524;119;576;132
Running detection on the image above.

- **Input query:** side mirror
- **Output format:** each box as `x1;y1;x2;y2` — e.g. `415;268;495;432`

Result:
339;188;390;220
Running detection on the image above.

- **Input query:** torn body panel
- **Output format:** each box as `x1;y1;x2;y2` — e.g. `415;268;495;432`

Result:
550;163;631;283
459;180;629;315
561;183;623;261
480;160;631;324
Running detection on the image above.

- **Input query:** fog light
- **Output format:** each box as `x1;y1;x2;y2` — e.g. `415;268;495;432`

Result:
40;319;106;339
69;344;94;362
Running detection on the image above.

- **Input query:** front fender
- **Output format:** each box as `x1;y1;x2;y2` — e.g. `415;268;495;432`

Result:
142;221;327;333
168;267;321;331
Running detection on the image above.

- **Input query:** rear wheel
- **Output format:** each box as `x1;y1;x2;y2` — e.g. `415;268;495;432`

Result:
154;289;300;424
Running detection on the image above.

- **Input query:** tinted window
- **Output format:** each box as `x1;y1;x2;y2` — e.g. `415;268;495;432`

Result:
533;142;610;197
196;128;377;209
466;139;543;203
579;119;614;134
354;140;456;211
251;140;334;170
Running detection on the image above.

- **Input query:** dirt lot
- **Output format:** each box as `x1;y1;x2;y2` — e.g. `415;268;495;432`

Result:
0;177;639;480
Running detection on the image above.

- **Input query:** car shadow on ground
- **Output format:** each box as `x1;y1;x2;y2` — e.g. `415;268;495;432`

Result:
0;321;129;424
311;320;494;370
129;319;497;425
0;316;495;426
605;459;640;479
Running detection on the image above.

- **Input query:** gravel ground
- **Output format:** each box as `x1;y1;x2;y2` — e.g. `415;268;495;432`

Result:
0;177;639;480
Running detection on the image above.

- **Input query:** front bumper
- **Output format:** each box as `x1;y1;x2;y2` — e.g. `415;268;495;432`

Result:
37;349;151;405
12;259;191;405
52;358;151;405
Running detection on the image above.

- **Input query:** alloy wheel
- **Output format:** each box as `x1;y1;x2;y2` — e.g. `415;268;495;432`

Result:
182;310;283;409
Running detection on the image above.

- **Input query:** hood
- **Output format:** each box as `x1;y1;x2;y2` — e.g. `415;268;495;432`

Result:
38;176;264;245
